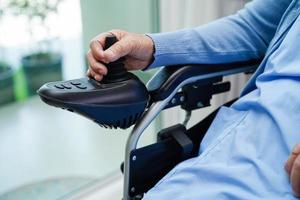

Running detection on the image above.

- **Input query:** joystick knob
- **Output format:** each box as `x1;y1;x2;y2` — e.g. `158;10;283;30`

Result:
101;35;130;83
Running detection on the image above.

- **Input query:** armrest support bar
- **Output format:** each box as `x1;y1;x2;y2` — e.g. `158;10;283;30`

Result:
147;59;262;101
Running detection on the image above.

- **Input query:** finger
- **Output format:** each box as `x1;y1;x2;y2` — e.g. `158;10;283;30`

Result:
89;32;116;60
293;143;300;155
91;32;113;49
86;68;95;77
86;68;91;76
94;74;103;81
103;37;132;63
285;143;300;175
285;153;298;176
87;68;103;81
90;40;105;61
291;155;300;197
89;68;96;77
87;51;108;75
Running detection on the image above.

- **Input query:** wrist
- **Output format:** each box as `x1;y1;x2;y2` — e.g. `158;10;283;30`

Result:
145;34;155;67
142;34;155;70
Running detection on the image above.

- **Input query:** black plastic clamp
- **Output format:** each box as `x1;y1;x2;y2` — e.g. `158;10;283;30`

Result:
158;124;193;159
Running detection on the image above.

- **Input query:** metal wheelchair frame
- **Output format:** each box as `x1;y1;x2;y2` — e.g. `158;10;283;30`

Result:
123;61;260;200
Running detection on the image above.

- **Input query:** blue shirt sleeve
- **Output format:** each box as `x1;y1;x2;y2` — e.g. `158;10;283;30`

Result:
147;0;291;68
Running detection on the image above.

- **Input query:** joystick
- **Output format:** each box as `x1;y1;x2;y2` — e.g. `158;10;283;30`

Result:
37;36;149;129
101;35;130;83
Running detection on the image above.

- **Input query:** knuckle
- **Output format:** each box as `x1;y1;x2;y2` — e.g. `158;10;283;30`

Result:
293;157;300;171
109;29;127;38
89;60;97;69
127;36;136;50
292;144;300;155
89;40;96;49
113;43;124;54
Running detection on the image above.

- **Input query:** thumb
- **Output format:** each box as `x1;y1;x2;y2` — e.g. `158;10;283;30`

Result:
103;38;132;63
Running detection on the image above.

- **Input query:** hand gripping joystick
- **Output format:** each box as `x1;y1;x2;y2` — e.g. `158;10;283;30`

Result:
37;36;149;129
101;35;130;83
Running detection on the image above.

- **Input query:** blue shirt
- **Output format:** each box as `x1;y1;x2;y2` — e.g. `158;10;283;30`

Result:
144;0;300;199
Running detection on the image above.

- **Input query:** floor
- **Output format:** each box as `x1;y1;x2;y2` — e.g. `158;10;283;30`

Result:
0;97;156;199
68;173;123;200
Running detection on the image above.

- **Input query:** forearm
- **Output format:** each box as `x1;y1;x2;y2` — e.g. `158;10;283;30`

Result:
147;0;291;68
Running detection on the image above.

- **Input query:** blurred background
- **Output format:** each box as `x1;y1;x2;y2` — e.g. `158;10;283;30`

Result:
0;0;250;199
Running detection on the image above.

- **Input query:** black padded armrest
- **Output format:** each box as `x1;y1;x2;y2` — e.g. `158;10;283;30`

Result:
147;59;262;101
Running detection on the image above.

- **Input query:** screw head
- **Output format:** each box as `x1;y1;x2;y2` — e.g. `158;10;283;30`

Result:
132;155;137;161
131;187;136;193
180;96;185;102
171;98;176;104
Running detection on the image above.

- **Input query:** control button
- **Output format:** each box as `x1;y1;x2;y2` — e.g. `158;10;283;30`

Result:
62;84;72;89
71;82;81;86
55;85;64;89
75;85;87;89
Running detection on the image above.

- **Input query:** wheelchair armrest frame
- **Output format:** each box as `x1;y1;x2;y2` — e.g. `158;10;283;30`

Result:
123;61;260;200
147;59;261;101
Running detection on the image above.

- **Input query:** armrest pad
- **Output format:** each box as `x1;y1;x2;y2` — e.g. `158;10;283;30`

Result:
147;59;262;101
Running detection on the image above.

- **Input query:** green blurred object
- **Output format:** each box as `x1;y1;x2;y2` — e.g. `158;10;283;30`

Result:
22;52;63;96
14;67;28;101
0;62;15;106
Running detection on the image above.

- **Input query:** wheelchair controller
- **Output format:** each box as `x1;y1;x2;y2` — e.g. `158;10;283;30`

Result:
37;35;149;129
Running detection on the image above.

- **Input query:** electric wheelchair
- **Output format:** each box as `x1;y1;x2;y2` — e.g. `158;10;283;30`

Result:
37;36;261;200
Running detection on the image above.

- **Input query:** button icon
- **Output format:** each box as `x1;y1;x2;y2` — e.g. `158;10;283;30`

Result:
54;85;64;89
62;84;72;89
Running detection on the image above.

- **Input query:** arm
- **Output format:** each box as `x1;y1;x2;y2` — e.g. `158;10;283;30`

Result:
85;0;291;81
148;0;291;68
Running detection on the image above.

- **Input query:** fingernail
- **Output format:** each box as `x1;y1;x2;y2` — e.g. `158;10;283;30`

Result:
95;75;102;81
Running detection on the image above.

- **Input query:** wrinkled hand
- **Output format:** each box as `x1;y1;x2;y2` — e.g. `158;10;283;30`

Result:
86;29;154;81
285;143;300;197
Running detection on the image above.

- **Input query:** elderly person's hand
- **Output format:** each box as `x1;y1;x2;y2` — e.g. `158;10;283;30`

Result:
285;143;300;197
86;29;154;81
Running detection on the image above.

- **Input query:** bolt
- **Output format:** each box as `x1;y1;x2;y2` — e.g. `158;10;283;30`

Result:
131;187;136;193
180;96;185;102
132;155;137;161
171;98;176;104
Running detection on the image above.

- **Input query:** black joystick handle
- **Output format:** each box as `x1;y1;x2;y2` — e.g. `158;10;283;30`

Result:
101;35;130;83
